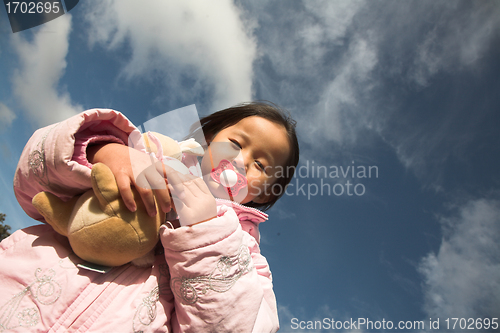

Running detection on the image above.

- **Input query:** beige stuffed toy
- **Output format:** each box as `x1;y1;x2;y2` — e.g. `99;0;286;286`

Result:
32;132;203;267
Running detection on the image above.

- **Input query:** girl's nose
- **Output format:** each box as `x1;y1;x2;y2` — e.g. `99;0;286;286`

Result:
231;152;246;174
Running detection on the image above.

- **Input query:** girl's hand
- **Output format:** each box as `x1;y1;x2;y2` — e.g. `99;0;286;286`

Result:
87;143;172;216
162;163;217;226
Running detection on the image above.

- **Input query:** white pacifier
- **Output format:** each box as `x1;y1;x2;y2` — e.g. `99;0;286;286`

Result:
210;159;247;197
219;169;239;187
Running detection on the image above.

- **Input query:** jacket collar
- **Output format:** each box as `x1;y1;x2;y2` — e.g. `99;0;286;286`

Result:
216;198;268;244
215;198;268;223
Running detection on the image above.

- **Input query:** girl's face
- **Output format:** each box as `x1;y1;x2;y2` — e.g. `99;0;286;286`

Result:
201;116;291;204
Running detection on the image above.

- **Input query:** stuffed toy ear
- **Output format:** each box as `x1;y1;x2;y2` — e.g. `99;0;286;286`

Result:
90;163;121;213
32;192;80;236
178;138;204;156
144;132;183;160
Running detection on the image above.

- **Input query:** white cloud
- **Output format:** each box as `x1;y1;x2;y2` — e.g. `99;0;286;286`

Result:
258;0;365;78
303;0;365;43
352;1;500;187
419;198;500;322
250;1;500;177
246;1;374;152
0;103;16;129
411;2;500;86
300;36;377;146
83;0;257;111
11;15;82;127
246;1;374;155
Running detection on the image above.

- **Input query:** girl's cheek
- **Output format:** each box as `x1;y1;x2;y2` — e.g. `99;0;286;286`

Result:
247;179;261;196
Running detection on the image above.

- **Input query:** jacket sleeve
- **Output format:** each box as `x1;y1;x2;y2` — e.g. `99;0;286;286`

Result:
13;108;141;222
161;205;280;333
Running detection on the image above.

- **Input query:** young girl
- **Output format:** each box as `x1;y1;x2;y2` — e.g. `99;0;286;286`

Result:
0;102;299;332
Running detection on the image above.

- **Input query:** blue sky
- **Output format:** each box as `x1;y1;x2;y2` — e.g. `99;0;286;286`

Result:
1;1;500;332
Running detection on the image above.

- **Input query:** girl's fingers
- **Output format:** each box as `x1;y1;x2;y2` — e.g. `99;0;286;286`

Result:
135;185;157;217
190;177;213;197
117;172;171;215
136;164;174;216
143;165;171;212
162;163;217;226
162;164;188;192
143;164;167;190
153;187;171;213
134;172;158;217
93;144;172;216
115;174;137;212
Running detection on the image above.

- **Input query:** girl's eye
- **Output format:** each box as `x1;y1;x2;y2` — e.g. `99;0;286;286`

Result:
230;139;242;150
256;161;266;172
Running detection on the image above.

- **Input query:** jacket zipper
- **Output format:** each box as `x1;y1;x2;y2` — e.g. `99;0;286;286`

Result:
215;198;268;221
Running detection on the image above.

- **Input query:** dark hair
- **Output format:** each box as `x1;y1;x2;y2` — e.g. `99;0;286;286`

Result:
188;101;300;211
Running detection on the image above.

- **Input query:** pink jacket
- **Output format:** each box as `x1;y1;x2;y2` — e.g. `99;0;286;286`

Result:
1;109;279;332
